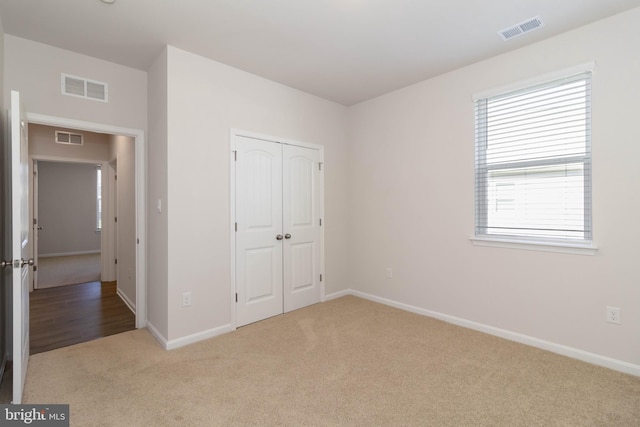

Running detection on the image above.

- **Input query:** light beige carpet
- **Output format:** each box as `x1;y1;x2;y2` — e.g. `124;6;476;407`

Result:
37;254;101;288
23;296;640;426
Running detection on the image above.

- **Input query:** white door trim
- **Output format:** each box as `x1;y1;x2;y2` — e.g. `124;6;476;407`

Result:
27;113;147;328
230;128;325;330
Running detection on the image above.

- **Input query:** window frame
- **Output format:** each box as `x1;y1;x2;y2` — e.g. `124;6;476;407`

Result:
96;165;102;232
471;64;597;255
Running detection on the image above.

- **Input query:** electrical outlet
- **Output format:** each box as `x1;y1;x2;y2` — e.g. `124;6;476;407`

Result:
606;306;620;324
385;268;393;279
182;291;192;307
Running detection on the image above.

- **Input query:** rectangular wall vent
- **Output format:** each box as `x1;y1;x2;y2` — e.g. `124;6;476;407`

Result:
61;74;109;102
55;130;84;146
498;16;544;41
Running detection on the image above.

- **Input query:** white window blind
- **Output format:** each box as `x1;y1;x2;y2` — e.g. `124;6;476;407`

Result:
475;72;592;244
96;166;102;231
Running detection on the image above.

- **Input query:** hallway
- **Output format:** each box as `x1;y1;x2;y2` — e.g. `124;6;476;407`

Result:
30;281;135;355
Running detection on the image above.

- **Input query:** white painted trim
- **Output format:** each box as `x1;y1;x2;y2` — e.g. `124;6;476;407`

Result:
318;147;326;302
39;250;101;258
229;130;237;329
334;289;640;377
470;237;597;255
105;162;117;282
324;289;351;301
229;128;325;329
117;288;136;315
30;154;106;164
165;324;234;351
145;322;168;349
27;113;141;138
27;113;147;329
472;61;596;101
231;128;323;151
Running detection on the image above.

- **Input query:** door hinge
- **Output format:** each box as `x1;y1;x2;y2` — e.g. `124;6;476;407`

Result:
137;238;140;244
319;162;323;171
320;274;323;282
319;218;322;227
233;151;237;161
235;222;238;232
115;217;118;223
115;259;118;265
33;218;37;225
235;293;238;303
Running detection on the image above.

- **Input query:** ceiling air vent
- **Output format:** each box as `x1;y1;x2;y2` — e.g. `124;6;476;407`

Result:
55;130;84;146
61;74;109;102
498;16;544;41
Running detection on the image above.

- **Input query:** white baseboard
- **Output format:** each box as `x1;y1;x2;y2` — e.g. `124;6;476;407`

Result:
146;322;168;349
340;289;640;377
146;322;234;351
116;288;136;315
39;250;101;258
165;324;234;351
146;322;234;350
324;289;351;301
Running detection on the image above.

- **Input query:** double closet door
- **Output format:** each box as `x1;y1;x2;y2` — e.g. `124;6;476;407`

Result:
235;135;322;327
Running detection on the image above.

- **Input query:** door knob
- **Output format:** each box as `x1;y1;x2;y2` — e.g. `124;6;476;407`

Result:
21;258;34;267
0;260;11;269
276;234;283;240
284;234;292;239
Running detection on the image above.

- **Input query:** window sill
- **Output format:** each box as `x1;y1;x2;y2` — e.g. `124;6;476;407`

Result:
470;236;597;255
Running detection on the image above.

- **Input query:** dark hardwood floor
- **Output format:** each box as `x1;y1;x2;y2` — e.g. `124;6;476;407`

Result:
30;281;135;355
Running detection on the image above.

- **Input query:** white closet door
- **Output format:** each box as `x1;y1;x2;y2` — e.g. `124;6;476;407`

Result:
235;137;283;327
283;144;322;312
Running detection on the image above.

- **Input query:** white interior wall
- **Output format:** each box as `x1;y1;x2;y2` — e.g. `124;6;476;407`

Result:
37;161;101;255
162;46;349;342
3;6;638;371
4;35;147;131
146;48;169;338
29;124;110;161
347;7;640;367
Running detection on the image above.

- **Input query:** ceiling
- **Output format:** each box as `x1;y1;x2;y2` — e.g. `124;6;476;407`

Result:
0;0;638;105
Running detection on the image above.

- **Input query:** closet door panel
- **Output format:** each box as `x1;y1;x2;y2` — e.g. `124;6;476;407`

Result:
283;144;322;312
235;137;283;327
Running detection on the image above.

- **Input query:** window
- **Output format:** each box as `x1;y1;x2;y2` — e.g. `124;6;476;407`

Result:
96;166;102;231
474;71;592;246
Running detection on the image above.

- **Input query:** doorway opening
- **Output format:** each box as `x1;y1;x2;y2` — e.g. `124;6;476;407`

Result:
26;113;147;338
32;159;105;291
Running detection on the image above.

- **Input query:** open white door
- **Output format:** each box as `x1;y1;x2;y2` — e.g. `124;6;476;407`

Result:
32;161;39;289
10;91;30;404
